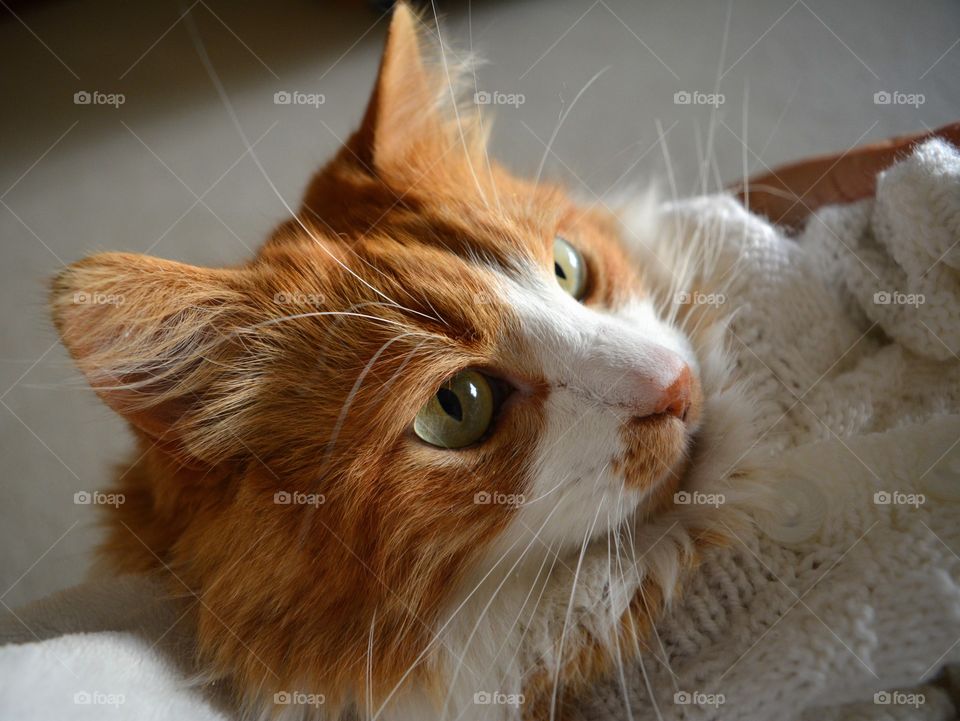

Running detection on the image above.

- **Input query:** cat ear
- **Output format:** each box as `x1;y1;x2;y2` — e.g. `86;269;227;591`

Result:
51;253;257;467
350;2;445;169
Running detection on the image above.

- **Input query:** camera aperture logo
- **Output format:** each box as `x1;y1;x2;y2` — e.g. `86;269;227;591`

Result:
675;290;725;307
674;490;725;508
473;691;525;707
474;90;525;108
274;691;325;707
873;290;924;307
73;691;125;707
73;90;125;108
72;291;124;306
673;690;725;708
874;691;924;708
873;90;925;108
873;490;925;508
274;490;325;508
74;491;125;508
474;490;525;507
274;90;325;108
674;90;725;107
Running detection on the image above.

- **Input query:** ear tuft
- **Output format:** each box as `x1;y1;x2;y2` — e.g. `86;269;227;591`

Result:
51;253;257;465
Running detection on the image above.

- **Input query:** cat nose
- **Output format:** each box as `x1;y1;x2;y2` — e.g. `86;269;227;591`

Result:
653;365;693;420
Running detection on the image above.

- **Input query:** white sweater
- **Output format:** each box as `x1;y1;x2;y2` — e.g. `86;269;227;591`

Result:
1;141;958;721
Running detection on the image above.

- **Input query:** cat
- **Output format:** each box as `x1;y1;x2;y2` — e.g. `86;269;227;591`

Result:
50;4;758;720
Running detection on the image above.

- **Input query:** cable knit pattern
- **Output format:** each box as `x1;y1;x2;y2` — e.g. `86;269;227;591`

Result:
576;139;960;720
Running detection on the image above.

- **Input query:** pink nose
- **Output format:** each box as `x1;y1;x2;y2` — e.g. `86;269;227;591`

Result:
653;365;693;420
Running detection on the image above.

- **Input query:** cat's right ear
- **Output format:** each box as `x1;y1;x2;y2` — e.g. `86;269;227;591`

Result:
51;253;258;467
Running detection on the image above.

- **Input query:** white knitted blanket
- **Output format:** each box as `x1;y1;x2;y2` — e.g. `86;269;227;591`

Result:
578;138;960;721
1;140;958;721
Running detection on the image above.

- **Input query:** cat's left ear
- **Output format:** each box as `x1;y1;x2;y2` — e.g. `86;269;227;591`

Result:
348;2;468;171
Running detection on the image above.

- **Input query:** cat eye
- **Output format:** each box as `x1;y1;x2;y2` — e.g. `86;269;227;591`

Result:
553;236;587;299
413;370;498;449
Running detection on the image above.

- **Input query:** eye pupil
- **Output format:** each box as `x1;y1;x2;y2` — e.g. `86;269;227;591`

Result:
554;262;567;280
436;387;463;421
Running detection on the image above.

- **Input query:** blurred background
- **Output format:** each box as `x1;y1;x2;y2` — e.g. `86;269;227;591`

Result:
1;0;957;608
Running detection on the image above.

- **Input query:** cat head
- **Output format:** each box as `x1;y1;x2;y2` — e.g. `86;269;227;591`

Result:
51;3;703;713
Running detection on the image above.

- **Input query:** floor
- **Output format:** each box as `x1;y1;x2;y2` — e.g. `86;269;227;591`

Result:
1;0;957;607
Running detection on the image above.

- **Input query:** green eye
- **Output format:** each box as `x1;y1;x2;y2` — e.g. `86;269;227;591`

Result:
553;236;587;299
414;370;495;449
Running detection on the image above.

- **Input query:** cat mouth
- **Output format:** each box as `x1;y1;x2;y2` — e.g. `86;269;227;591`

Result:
615;413;696;508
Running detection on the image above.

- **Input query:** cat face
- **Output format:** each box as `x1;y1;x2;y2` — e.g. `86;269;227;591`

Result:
51;3;702;711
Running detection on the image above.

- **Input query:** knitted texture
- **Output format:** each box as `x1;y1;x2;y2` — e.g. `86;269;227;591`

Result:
576;139;960;721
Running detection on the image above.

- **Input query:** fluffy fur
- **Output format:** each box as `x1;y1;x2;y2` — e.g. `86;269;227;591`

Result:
50;5;765;720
